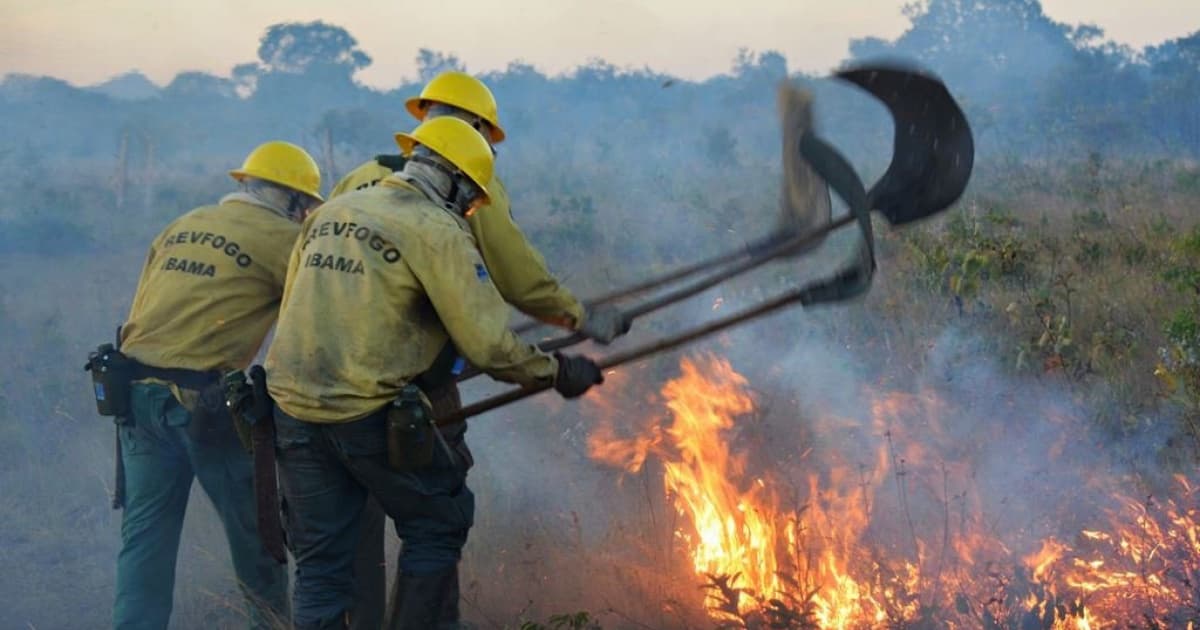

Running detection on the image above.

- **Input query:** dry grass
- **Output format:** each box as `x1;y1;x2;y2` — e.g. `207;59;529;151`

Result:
2;159;1199;628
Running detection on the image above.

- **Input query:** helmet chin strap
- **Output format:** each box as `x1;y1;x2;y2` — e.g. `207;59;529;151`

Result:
406;154;479;217
398;157;459;215
284;191;308;222
242;178;307;221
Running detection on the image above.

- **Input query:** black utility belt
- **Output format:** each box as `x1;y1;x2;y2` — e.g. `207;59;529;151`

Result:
85;342;220;418
128;363;221;391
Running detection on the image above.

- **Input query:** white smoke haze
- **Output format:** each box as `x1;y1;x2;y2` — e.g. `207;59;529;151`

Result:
3;2;1200;627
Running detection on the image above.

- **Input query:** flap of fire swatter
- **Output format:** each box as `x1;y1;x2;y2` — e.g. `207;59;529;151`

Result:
794;130;875;306
835;62;975;226
775;83;834;255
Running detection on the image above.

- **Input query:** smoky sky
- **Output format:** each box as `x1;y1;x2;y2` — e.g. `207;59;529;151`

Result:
2;0;1198;87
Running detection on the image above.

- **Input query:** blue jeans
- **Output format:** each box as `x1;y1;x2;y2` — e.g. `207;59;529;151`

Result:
274;407;474;629
113;382;288;630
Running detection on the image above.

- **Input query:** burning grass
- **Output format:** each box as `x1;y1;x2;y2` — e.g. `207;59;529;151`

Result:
587;353;1200;629
3;160;1198;627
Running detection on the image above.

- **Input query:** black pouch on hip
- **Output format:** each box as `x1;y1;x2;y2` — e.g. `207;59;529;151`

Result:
223;369;255;452
386;384;436;471
187;379;240;446
85;343;133;419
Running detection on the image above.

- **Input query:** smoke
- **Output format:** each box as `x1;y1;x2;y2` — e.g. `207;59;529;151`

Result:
483;258;1172;624
1;1;1198;626
714;289;1156;544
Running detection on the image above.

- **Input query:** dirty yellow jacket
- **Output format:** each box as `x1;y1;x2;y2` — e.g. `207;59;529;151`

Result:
331;158;585;329
265;177;558;423
119;198;299;373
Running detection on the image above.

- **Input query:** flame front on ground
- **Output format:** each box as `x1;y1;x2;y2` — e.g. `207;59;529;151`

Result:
587;353;1200;627
660;356;782;613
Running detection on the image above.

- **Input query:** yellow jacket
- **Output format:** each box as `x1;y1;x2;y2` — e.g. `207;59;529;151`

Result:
119;197;299;373
265;177;558;423
331;158;585;329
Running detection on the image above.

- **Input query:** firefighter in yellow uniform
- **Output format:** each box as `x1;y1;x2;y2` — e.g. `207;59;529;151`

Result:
331;71;630;629
112;142;324;629
329;71;625;337
264;117;605;629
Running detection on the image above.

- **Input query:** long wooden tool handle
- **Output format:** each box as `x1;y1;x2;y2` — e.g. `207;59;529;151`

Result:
540;214;852;351
437;282;817;425
511;234;780;334
619;216;852;321
455;214;854;381
461;129;869;382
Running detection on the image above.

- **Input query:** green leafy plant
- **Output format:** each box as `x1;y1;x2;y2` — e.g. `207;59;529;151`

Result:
520;611;604;630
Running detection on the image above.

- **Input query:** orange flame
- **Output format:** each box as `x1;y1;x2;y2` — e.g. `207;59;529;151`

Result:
587;353;1200;627
660;357;774;595
590;355;787;614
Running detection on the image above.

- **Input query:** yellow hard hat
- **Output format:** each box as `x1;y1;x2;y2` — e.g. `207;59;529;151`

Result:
405;71;506;144
395;117;493;202
229;141;324;201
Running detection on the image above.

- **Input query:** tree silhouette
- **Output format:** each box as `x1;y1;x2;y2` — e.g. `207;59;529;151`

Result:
850;0;1076;101
256;21;372;76
164;72;235;100
232;62;260;97
416;49;466;82
2;1;1199;164
732;49;787;81
233;22;374;132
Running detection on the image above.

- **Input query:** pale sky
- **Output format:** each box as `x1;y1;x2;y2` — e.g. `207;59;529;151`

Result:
1;0;1197;89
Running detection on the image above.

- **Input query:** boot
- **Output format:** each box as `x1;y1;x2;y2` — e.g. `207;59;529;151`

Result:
387;565;461;630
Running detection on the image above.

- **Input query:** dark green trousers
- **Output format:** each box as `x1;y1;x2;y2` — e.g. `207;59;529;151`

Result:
112;382;288;630
349;384;467;630
278;391;472;629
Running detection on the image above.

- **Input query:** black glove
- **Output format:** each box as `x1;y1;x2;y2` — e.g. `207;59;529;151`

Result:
578;304;631;345
553;353;604;399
